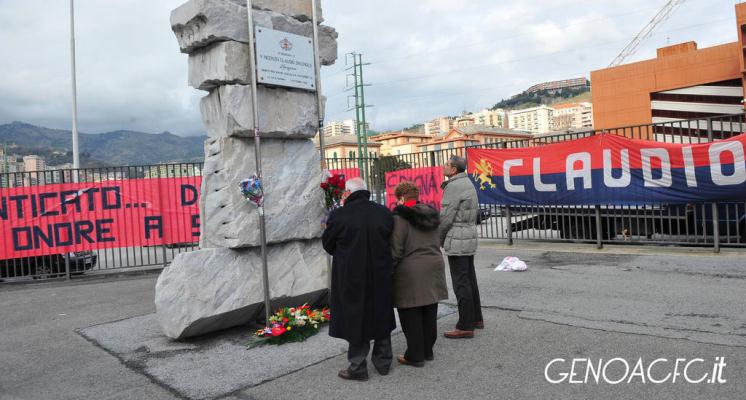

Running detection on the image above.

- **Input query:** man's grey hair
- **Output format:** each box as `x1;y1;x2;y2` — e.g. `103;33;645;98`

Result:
449;155;467;173
345;177;367;193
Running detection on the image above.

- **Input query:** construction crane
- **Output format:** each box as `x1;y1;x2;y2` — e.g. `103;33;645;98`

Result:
609;0;686;67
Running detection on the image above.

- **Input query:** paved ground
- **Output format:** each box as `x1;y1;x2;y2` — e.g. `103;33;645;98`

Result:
78;306;456;399
0;272;177;400
1;242;745;399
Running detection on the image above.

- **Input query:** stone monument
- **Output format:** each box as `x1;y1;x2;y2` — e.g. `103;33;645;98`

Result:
155;0;338;339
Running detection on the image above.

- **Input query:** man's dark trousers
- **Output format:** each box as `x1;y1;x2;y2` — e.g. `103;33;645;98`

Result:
448;255;483;330
347;337;393;376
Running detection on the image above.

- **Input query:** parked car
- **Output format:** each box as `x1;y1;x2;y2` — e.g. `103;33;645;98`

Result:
164;242;199;249
504;203;746;243
0;251;98;280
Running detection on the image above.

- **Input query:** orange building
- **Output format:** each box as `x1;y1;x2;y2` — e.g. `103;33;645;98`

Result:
590;3;746;131
317;134;382;159
369;131;434;156
417;126;531;152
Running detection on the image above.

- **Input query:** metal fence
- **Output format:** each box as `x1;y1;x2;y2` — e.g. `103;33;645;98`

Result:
2;113;744;282
0;163;202;282
327;113;746;250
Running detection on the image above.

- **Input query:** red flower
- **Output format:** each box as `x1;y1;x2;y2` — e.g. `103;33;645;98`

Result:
333;189;340;196
271;326;286;337
320;182;329;190
335;175;346;188
282;317;289;323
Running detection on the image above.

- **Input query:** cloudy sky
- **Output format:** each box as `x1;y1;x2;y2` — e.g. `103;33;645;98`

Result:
0;0;741;136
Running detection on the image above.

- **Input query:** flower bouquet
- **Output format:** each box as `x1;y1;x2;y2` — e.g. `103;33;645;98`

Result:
248;304;331;349
320;172;346;211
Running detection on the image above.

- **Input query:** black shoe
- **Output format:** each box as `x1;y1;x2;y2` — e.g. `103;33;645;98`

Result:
425;354;434;361
397;355;425;367
374;364;390;376
338;369;369;381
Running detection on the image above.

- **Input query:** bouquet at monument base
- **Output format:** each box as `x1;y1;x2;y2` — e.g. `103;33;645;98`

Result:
249;304;331;348
320;172;346;212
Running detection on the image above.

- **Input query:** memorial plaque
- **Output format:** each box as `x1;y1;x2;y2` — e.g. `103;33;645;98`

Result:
255;27;316;91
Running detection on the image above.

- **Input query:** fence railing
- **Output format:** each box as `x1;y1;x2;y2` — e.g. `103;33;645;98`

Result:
0;163;202;282
2;113;744;282
326;113;746;250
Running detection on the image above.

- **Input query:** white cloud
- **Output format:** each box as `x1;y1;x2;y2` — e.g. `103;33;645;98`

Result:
0;0;741;135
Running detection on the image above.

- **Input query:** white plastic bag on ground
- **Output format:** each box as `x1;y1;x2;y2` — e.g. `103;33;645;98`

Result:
494;256;527;272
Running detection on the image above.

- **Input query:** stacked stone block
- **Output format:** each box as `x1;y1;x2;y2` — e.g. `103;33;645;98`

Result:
155;0;338;339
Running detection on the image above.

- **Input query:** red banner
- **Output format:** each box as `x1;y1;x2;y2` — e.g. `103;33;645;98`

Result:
330;168;360;180
0;177;201;260
467;133;746;205
385;167;443;210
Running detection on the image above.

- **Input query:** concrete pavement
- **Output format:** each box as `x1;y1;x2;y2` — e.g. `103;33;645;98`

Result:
241;243;746;399
0;272;178;400
243;308;746;400
1;243;744;399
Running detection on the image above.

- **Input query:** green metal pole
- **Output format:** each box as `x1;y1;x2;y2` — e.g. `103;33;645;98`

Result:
351;53;363;174
358;54;370;183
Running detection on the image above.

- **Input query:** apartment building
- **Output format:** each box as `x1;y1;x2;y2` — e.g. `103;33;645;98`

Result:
552;102;593;130
472;108;508;128
526;77;589;94
424;116;453;136
418;125;531;152
322;121;351;136
23;155;46;172
370;131;434;156
508;105;554;134
322;119;370;137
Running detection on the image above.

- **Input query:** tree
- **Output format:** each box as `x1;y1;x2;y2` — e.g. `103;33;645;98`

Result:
369;155;411;191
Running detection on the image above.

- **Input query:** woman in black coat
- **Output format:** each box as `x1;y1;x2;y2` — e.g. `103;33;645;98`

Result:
322;179;396;380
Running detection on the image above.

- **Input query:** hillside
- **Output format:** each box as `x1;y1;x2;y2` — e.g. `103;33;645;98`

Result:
0;122;206;166
551;90;592;105
490;86;591;110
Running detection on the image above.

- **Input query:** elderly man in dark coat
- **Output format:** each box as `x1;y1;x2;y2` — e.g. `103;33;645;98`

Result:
322;177;395;381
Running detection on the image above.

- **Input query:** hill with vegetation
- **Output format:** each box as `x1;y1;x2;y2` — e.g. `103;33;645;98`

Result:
0;122;205;167
490;86;591;110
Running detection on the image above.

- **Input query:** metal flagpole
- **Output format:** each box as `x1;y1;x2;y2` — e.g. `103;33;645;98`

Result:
311;0;333;291
69;0;80;180
245;0;272;326
311;0;325;169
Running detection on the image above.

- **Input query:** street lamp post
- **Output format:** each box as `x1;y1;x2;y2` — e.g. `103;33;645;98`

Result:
69;0;80;176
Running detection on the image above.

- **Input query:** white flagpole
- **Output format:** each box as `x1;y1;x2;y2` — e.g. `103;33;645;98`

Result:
69;0;80;176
